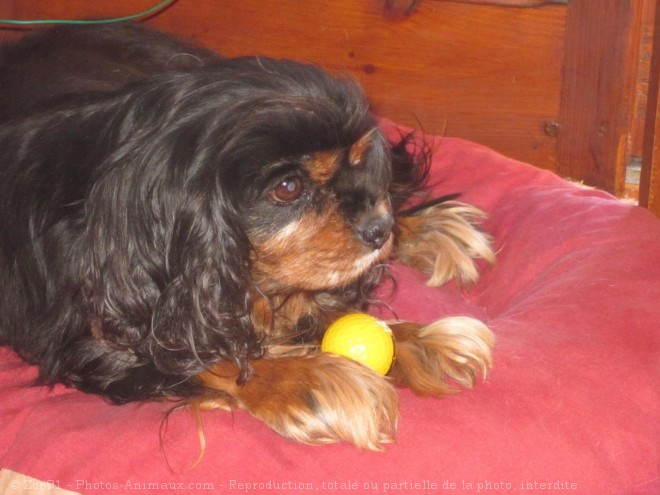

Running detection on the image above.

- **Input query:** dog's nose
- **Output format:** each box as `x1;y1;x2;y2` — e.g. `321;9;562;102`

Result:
357;214;394;249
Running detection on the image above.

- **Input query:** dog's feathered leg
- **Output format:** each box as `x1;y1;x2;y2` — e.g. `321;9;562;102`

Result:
387;318;494;396
192;354;398;451
395;200;495;286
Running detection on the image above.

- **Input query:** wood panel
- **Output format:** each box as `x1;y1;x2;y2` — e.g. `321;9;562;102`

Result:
0;0;567;171
557;0;647;195
443;0;567;5
640;0;660;216
630;0;658;160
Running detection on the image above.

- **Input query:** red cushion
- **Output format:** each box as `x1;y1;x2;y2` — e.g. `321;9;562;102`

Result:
1;124;659;494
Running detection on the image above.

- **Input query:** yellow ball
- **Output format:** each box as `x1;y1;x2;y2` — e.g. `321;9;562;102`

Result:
321;313;395;375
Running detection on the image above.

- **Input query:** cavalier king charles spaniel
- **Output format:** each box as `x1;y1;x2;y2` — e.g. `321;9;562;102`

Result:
0;23;494;450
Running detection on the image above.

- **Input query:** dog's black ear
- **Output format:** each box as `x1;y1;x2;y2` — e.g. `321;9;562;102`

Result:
0;75;266;400
74;97;263;394
146;186;262;379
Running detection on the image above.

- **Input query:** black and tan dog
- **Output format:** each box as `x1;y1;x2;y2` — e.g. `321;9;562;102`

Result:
0;23;494;450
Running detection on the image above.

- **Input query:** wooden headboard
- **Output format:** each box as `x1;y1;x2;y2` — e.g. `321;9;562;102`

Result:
1;0;658;216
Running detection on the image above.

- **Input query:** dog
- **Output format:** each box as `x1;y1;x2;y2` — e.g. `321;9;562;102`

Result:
0;23;495;450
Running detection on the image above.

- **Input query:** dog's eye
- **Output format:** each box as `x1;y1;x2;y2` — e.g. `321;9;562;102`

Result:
269;176;304;205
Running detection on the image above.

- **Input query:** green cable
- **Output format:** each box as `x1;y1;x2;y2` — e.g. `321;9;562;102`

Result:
0;0;176;26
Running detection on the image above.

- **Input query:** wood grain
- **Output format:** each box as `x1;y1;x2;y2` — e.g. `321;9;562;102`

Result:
441;0;567;5
630;0;658;161
0;0;566;171
557;0;646;194
640;0;660;216
2;0;657;206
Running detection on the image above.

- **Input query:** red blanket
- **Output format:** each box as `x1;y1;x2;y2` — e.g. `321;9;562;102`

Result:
1;125;658;495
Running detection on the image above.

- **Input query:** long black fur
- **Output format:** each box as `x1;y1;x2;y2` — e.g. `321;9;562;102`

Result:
0;23;429;403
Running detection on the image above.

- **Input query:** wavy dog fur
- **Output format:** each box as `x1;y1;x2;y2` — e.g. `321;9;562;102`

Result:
0;23;494;449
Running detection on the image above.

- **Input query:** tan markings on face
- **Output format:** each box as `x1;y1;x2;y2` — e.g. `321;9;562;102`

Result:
252;205;392;293
304;150;341;185
348;128;377;167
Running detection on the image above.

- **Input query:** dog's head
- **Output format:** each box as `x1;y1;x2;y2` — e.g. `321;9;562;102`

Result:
77;57;405;386
223;68;395;294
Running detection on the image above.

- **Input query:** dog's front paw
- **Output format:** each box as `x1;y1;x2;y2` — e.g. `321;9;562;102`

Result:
388;317;494;396
396;201;495;286
196;354;398;450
